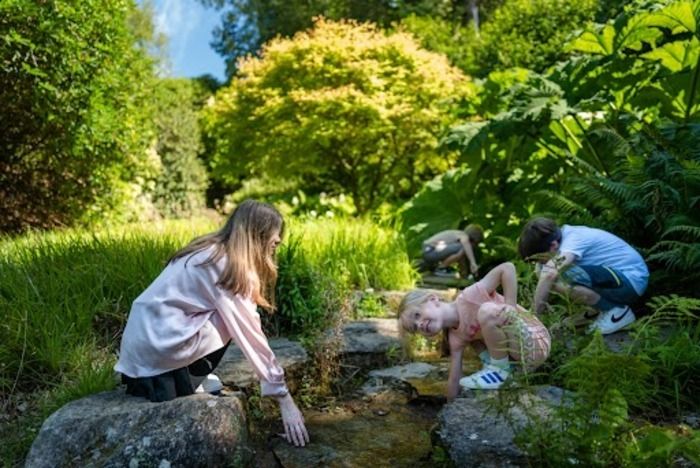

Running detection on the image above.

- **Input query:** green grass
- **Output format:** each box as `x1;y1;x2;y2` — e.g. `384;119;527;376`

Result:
288;217;417;291
0;215;416;466
0;218;218;466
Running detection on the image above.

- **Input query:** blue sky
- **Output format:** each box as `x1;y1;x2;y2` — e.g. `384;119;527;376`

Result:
150;0;227;81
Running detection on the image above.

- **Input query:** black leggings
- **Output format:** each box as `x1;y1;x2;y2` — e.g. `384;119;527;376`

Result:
122;341;231;402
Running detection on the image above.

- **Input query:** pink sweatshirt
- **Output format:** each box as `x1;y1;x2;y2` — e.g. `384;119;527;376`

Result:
114;246;287;397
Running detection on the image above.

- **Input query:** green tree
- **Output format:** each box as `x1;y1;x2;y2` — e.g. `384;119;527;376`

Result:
204;18;470;213
151;79;208;217
474;0;600;74
0;0;158;232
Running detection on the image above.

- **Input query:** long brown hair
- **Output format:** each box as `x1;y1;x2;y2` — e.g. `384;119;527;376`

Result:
170;200;284;310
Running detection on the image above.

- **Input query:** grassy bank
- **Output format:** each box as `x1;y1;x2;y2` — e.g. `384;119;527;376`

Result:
0;216;416;466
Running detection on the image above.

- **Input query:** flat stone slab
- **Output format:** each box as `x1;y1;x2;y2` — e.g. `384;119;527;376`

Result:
339;318;401;354
368;362;437;381
25;391;250;468
217;338;308;390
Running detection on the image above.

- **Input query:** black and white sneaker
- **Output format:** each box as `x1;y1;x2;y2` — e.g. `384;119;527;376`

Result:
588;306;636;335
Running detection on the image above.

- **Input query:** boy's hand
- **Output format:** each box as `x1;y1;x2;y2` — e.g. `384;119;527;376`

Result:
470;262;479;276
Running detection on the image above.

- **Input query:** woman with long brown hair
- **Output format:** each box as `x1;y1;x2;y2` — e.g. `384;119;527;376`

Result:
115;200;308;446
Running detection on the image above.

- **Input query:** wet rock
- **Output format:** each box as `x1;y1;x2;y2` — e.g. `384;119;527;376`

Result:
436;385;566;467
217;338;308;392
25;391;251;468
361;362;438;397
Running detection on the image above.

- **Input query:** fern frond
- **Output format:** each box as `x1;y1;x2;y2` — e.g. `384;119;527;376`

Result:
662;224;700;240
536;190;596;224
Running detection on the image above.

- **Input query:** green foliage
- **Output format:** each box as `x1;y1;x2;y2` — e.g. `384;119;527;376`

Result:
398;14;478;73
0;0;159;232
473;0;599;74
509;294;700;466
404;0;700;294
269;217;416;335
354;292;388;319
151;79;208;217
511;334;649;466
205;18;470;213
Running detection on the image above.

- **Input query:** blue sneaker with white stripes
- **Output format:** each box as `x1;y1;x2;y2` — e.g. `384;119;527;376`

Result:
459;365;511;390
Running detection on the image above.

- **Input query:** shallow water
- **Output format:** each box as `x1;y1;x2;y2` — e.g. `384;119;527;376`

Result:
269;352;482;467
271;390;440;467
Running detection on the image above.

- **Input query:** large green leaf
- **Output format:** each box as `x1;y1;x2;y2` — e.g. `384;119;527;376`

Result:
642;36;700;71
568;25;616;55
640;0;697;36
614;12;663;52
399;165;477;255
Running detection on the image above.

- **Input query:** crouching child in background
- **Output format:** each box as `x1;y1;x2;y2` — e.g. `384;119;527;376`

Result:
399;263;550;400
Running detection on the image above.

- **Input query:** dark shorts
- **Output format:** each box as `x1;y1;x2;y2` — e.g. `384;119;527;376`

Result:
422;241;463;266
560;265;640;307
121;341;231;402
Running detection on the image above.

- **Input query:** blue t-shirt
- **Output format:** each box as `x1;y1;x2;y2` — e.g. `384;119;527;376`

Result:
559;225;649;295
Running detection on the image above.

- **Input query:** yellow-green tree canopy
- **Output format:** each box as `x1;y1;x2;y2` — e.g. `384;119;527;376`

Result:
205;18;471;212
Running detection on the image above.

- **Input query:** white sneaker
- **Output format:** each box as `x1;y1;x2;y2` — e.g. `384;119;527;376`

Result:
195;374;223;394
588;306;636;335
459;365;511;390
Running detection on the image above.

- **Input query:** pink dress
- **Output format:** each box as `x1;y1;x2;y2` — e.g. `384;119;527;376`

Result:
452;281;551;367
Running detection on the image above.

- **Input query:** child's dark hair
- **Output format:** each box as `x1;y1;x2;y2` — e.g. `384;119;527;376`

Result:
518;217;561;259
464;224;484;245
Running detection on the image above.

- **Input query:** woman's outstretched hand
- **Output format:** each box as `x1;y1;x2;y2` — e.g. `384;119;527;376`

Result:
277;393;309;447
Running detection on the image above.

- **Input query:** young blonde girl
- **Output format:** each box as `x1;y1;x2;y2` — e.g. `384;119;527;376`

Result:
115;200;309;447
399;262;550;400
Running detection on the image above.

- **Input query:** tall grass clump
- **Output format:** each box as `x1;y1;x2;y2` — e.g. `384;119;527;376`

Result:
0;219;217;397
290;217;417;290
0;219;217;465
268;217;417;337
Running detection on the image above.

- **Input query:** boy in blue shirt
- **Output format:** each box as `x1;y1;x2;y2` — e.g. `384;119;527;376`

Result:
518;218;649;335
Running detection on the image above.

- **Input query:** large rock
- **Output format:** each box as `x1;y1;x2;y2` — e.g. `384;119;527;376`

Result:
334;318;402;369
217;338;308;392
25;391;251;468
436;386;567;467
340;318;401;353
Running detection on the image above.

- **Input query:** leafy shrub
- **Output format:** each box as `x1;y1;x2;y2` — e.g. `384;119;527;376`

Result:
0;0;158;232
204;18;471;213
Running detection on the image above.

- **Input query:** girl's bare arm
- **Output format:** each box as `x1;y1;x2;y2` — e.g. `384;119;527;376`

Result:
477;262;517;306
446;346;464;402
